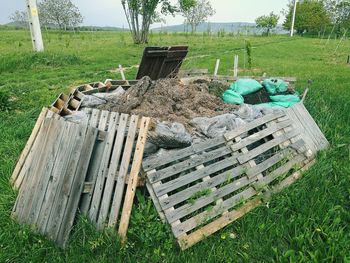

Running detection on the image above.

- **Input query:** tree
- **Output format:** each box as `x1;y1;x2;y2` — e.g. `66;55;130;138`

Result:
283;0;331;35
181;0;215;33
38;0;83;30
9;10;28;28
121;0;195;44
325;0;350;32
255;12;279;36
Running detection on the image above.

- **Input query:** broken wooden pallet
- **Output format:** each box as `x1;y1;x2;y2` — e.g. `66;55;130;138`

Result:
143;111;315;250
12;118;98;247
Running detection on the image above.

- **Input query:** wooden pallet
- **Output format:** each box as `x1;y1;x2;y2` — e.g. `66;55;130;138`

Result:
143;111;315;250
11;107;151;246
79;109;151;241
12;118;98;247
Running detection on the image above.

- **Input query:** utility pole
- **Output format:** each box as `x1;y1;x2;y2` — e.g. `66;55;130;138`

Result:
290;0;298;37
26;0;44;52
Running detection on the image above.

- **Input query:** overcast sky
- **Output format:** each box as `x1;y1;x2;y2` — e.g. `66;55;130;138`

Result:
0;0;290;27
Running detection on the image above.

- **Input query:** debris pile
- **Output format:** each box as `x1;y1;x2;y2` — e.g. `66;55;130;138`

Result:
9;46;329;250
97;77;237;126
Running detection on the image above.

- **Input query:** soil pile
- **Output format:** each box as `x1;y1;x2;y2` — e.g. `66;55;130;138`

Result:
98;77;237;125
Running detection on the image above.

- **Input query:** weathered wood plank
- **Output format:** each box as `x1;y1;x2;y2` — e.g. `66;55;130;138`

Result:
108;115;139;227
177;198;262;250
11;107;49;186
118;117;151;242
230;119;292;152
80;109;108;214
224;111;286;141
148;145;232;184
88;112;119;222
37;122;78;232
45;122;88;241
160;164;249;210
56;125;98;247
97;114;129;229
16;119;62;223
12;120;53;221
26;120;68;226
172;187;257;237
237;129;299;164
153;155;239;197
142;137;226;171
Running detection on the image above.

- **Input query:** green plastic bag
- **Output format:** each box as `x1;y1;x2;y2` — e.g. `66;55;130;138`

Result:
262;79;288;94
230;79;262;96
223;90;244;105
257;94;301;108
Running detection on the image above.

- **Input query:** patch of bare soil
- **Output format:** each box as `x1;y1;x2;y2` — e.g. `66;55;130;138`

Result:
98;77;237;126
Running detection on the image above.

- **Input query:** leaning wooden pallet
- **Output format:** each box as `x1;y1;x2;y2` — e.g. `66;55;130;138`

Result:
143;111;316;250
76;109;151;241
12;118;98;247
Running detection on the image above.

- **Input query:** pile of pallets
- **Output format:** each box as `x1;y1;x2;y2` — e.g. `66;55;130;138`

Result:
11;108;151;247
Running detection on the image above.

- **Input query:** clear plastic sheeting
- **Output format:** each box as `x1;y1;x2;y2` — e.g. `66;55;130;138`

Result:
93;86;126;101
63;111;89;124
190;114;246;138
80;95;107;108
147;121;193;149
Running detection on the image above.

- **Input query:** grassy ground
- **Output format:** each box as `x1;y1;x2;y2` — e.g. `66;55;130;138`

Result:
0;30;349;262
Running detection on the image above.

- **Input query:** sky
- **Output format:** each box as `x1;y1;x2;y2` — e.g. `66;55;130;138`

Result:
0;0;290;28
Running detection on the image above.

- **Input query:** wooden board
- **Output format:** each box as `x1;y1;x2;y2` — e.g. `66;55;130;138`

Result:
144;111;315;250
12;118;98;247
283;103;329;154
12;108;62;189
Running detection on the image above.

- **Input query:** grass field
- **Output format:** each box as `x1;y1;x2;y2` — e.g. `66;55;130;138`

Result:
0;30;350;262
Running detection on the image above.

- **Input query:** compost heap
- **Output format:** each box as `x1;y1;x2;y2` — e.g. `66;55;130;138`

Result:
97;76;237;127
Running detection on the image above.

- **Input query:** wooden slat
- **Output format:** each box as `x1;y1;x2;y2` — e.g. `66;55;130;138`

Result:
56;125;98;247
36;122;78;232
142;137;226;171
172;187;257;237
237;129;299;164
26;120;68;226
153;155;239;197
165;175;255;224
88;112;119;222
160;164;249;210
12;120;53;221
177;198;262;250
45;122;89;241
97;114;129;229
11;108;49;186
108;115;139;227
16;119;62;223
148;145;232;184
229;119;292;152
80;109;108;213
118;117;151;242
224;111;285;141
177;158;314;250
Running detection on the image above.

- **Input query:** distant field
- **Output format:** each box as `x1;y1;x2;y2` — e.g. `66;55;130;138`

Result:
0;30;349;262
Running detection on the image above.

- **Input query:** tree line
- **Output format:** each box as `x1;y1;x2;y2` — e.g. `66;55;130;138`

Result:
10;0;350;44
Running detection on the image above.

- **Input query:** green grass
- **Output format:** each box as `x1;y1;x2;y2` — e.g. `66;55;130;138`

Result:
1;30;350;262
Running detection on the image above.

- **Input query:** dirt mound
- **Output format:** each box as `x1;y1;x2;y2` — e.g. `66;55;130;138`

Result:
98;77;237;126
